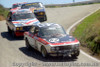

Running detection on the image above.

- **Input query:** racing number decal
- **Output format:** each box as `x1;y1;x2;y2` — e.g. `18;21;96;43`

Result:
49;38;59;43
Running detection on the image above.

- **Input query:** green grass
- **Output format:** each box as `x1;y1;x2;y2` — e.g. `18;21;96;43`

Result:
73;9;100;54
0;4;9;20
46;2;100;8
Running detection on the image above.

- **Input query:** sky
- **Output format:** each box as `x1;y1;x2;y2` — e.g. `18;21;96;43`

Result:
0;0;88;8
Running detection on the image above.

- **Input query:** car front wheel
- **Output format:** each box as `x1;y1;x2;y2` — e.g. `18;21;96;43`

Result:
41;46;48;58
71;50;80;58
44;15;47;21
25;38;32;50
8;26;11;33
12;31;16;38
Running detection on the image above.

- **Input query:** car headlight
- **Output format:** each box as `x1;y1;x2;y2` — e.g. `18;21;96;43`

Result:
16;27;23;31
51;47;60;51
51;47;56;51
56;47;59;50
16;27;20;30
38;12;44;15
20;27;23;30
75;44;79;47
74;44;79;49
40;12;44;15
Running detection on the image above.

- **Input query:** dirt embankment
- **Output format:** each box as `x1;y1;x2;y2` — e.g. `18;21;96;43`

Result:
0;15;5;21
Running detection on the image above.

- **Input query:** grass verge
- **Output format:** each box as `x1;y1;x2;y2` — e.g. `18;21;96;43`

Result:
45;2;100;8
0;4;9;21
73;9;100;56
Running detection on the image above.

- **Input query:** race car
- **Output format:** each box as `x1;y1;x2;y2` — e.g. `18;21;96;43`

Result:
24;23;80;58
21;2;47;22
6;9;40;37
10;2;27;12
12;2;27;9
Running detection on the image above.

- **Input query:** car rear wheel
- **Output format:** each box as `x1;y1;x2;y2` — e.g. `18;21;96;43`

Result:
25;38;32;50
41;46;48;58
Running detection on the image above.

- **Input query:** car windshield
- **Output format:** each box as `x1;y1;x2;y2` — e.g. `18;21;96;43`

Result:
13;4;19;8
12;13;35;20
21;3;42;9
39;26;66;37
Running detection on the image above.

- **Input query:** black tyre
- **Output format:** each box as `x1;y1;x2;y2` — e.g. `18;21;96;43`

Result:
25;38;32;50
8;26;11;33
71;50;80;58
44;15;47;21
12;31;16;38
41;46;48;58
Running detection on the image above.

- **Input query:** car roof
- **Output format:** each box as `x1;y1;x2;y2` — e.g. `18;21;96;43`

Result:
34;23;62;29
13;2;27;5
22;2;42;5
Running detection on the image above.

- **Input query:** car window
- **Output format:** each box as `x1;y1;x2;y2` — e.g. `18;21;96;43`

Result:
7;12;12;21
21;3;41;9
13;4;19;8
12;13;35;20
34;27;39;34
30;26;35;34
39;3;43;7
39;26;66;37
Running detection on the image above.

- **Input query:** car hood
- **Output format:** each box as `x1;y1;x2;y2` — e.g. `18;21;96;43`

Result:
12;18;40;27
35;7;45;12
30;7;45;12
42;35;76;44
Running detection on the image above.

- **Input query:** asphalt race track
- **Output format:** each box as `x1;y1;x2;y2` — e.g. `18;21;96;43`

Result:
0;4;100;67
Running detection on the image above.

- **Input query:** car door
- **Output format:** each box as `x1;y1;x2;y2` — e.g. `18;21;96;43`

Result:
28;26;40;50
7;13;15;30
33;27;40;50
28;26;35;48
7;13;12;29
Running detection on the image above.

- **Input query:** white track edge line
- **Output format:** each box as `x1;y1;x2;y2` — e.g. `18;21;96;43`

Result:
66;7;100;62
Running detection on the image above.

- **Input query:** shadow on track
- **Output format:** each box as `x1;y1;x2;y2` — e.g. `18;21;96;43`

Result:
19;47;78;62
1;32;24;41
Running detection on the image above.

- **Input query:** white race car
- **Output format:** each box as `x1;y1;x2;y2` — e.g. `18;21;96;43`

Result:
24;23;80;58
6;9;40;37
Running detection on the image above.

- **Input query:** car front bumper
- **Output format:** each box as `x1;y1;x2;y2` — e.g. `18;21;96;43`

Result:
48;49;79;57
34;12;46;18
15;31;24;37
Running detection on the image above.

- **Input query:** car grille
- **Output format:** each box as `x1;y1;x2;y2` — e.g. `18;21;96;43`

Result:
58;45;72;50
23;26;32;31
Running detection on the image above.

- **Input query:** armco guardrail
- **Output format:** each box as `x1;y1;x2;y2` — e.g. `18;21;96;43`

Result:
45;0;100;7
